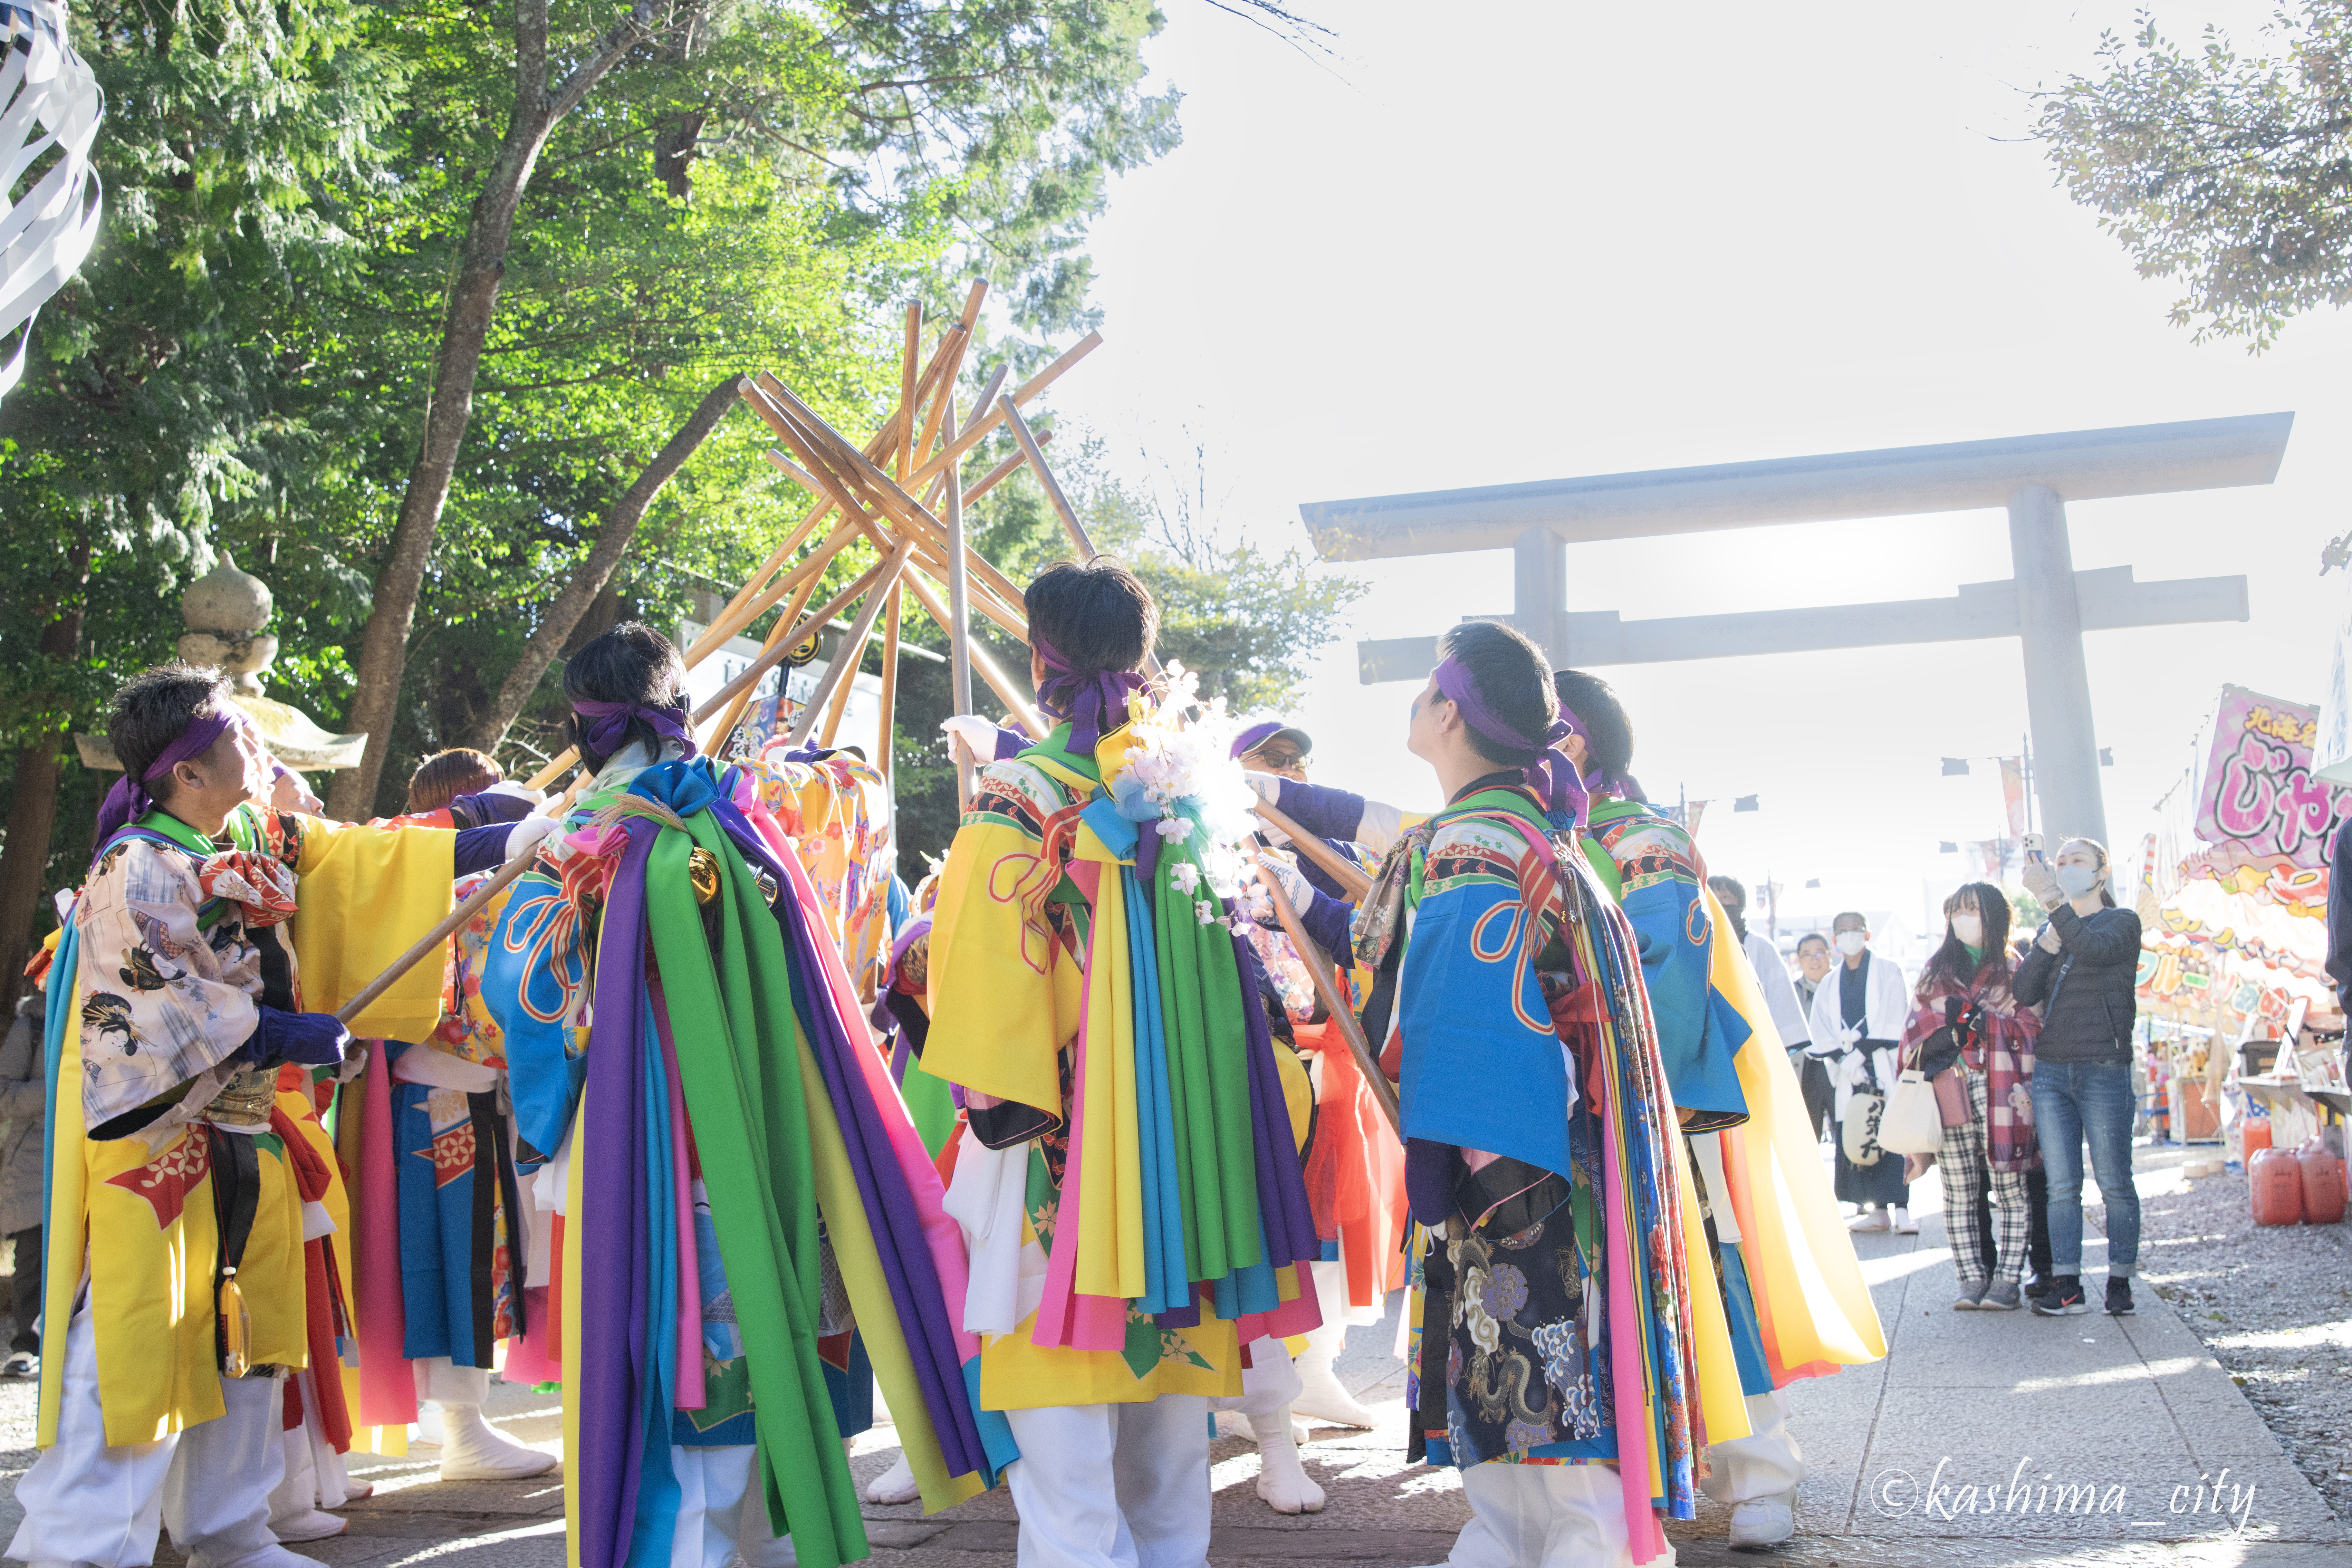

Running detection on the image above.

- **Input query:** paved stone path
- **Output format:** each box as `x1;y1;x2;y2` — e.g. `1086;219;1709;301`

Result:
2;1161;2343;1566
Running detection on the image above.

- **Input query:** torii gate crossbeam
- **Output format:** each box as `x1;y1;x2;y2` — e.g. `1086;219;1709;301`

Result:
1300;412;2293;852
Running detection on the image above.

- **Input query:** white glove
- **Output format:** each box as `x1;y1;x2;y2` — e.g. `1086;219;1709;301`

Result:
2020;860;2059;904
1241;771;1283;804
941;714;1002;766
484;779;547;808
2037;922;2063;954
1258;853;1312;913
504;812;560;867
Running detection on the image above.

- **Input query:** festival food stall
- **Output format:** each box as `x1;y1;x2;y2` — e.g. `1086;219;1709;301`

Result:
2138;686;2348;1156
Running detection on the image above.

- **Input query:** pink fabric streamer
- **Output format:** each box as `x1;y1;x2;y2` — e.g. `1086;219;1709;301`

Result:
1228;1263;1323;1345
1595;1050;1667;1565
651;989;705;1411
502;1289;559;1384
745;785;986;1362
1025;861;1128;1353
354;1040;418;1427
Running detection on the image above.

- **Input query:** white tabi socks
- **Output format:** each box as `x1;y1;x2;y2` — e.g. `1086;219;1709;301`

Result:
433;1402;557;1481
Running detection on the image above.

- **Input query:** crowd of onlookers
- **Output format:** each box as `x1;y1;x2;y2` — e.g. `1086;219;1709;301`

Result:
1711;841;2144;1317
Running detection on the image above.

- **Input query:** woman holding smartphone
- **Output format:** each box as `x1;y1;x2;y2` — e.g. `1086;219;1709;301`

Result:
2016;838;2143;1317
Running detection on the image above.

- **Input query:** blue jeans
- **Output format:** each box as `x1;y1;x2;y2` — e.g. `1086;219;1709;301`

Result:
2032;1059;2140;1278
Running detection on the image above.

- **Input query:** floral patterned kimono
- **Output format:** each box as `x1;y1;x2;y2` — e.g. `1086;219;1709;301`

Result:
39;804;455;1449
1363;782;1741;1562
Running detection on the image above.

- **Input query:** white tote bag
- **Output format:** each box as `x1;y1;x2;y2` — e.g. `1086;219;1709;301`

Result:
1880;1042;1945;1156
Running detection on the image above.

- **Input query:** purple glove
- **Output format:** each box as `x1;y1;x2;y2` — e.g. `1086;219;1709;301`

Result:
249;1006;354;1068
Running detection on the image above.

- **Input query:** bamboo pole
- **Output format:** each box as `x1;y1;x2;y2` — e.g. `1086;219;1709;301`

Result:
335;777;587;1025
907;331;1102;492
698;558;828;754
702;299;978;663
945;402;975;814
997;394;1161;678
1252;857;1398;1135
790;541;915;746
1255;799;1374;901
755;374;1032;618
874;584;902;780
901;567;1043;737
998;395;1097;559
897;301;921;480
911;288;984;471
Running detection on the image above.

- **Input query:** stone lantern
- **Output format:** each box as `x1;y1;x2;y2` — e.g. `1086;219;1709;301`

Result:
76;553;369;773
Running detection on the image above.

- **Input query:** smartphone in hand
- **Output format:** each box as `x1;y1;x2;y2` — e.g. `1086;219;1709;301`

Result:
2023;832;2045;863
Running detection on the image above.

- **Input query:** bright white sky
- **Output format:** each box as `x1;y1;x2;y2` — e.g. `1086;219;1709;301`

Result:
1043;0;2345;949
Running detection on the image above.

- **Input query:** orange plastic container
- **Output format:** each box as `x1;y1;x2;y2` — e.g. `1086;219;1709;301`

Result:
2296;1141;2347;1225
2240;1117;2274;1160
2250;1146;2305;1226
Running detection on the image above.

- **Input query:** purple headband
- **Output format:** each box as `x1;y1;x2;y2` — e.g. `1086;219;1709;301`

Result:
94;708;242;852
1555;701;1640;800
1431;655;1589;829
1034;636;1147;754
572;698;698;761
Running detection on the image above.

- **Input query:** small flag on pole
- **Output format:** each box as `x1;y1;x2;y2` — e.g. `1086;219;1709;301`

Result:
1804;878;1820;888
1939;841;1958;853
1941;758;1971;776
2099;748;2114;766
1734;795;1758;812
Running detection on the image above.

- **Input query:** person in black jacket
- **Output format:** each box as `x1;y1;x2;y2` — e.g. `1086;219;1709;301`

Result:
2015;837;2143;1319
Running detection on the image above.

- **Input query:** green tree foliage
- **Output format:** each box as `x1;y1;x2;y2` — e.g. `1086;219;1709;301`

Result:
2036;4;2352;349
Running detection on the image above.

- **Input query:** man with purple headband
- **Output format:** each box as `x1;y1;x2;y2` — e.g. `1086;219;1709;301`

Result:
13;663;534;1568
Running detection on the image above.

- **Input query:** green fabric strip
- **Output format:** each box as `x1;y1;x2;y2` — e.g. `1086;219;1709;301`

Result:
642;825;865;1568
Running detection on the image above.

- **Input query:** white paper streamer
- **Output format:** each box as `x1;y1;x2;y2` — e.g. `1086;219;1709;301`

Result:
0;0;103;400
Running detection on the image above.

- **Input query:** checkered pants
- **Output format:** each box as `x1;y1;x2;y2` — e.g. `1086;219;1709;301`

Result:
1938;1063;2029;1286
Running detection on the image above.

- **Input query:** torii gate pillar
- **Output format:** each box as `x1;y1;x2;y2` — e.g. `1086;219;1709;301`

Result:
1305;413;2294;849
2007;483;2106;848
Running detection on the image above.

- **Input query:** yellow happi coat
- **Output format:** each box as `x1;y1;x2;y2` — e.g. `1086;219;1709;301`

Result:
41;804;454;1447
924;734;1242;1408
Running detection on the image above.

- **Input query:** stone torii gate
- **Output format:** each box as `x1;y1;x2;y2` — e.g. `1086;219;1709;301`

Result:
1299;412;2293;851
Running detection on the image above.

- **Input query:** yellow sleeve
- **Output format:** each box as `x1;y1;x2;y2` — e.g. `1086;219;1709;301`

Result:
288;815;457;1040
923;816;1069;1115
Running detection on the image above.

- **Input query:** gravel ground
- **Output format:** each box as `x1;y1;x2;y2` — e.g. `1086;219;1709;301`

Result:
2126;1140;2352;1529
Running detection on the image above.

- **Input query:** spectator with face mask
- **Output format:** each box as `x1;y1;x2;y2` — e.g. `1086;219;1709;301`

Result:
2015;837;2143;1317
1805;913;1914;1232
1789;935;1837;1139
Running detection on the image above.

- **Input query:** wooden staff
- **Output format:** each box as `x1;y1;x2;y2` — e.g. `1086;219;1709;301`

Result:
1252;857;1399;1135
874;583;902;780
789;541;915;745
908;330;1101;491
755;374;1031;618
996;395;1162;679
945;401;976;812
1255;798;1374;901
897;300;921;480
998;395;1096;559
334;777;587;1025
902;566;1044;737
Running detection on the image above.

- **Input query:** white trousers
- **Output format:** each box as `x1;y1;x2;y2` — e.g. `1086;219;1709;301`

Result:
268;1371;356;1521
1700;1389;1803;1505
1002;1396;1210;1568
1448;1460;1659;1568
8;1301;286;1568
1208;1338;1302;1420
669;1444;794;1568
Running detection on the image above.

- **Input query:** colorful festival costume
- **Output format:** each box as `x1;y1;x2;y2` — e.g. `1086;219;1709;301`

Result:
485;746;993;1568
923;706;1323;1566
1361;781;1741;1568
16;799;456;1568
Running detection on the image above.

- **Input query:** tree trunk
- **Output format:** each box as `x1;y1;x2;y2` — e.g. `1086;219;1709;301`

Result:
328;0;656;819
0;538;92;1017
464;375;747;753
